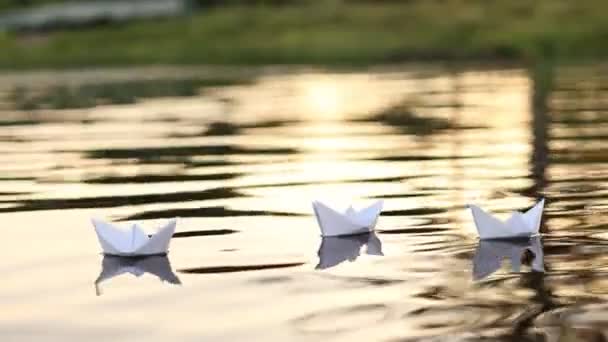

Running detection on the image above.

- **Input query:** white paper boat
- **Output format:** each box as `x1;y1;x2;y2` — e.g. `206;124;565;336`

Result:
316;232;383;269
92;218;177;256
312;200;383;237
473;236;544;280
468;199;544;240
95;255;181;295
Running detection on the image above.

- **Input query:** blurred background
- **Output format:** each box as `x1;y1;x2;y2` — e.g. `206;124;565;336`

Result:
1;0;607;66
3;1;608;341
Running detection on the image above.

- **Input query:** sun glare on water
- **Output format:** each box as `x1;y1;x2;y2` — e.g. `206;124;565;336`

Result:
301;77;344;119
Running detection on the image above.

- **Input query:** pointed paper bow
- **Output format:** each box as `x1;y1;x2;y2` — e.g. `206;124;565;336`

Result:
92;218;177;256
312;200;383;237
468;199;544;240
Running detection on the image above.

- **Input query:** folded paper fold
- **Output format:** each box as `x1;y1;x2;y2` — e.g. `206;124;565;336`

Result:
95;255;181;295
473;236;545;280
312;200;383;237
316;232;383;269
468;199;544;240
92;218;177;256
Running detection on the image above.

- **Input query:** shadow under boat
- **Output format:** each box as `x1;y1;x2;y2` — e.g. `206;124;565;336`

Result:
95;254;181;296
316;232;383;270
473;236;545;281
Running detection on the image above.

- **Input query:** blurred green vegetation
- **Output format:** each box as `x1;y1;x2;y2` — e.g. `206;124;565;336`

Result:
2;0;608;68
0;0;62;12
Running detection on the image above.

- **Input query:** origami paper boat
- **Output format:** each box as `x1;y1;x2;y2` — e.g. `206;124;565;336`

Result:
95;255;181;295
312;200;383;237
472;236;544;280
316;232;383;270
468;199;545;240
92;218;177;256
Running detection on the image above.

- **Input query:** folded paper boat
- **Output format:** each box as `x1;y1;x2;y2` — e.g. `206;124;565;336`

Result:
468;199;544;240
92;218;177;256
312;200;383;237
316;232;383;269
473;236;544;280
95;255;181;295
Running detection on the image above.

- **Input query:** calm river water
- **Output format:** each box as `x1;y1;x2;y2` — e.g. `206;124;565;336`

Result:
1;65;607;341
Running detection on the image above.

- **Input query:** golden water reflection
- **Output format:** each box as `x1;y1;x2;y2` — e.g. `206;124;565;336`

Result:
0;65;608;341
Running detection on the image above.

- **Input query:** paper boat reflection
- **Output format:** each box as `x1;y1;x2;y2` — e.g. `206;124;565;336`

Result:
473;236;545;280
316;232;383;270
95;255;181;295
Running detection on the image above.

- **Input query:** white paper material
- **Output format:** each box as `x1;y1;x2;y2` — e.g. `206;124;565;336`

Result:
473;236;544;280
316;232;383;269
92;218;177;256
95;255;181;295
312;200;383;237
468;199;544;240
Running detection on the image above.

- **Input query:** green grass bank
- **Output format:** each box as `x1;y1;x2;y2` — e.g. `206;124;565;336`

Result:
1;1;608;69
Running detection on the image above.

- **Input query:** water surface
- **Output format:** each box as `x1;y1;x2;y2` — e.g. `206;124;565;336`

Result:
1;65;608;341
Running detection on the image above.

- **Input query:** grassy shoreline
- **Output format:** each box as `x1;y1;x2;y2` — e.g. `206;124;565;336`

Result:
2;2;608;69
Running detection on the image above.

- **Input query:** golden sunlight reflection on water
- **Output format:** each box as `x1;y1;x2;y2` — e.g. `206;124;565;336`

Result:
1;65;608;341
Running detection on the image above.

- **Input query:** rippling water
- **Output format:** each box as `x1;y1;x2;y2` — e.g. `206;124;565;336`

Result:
2;65;608;341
